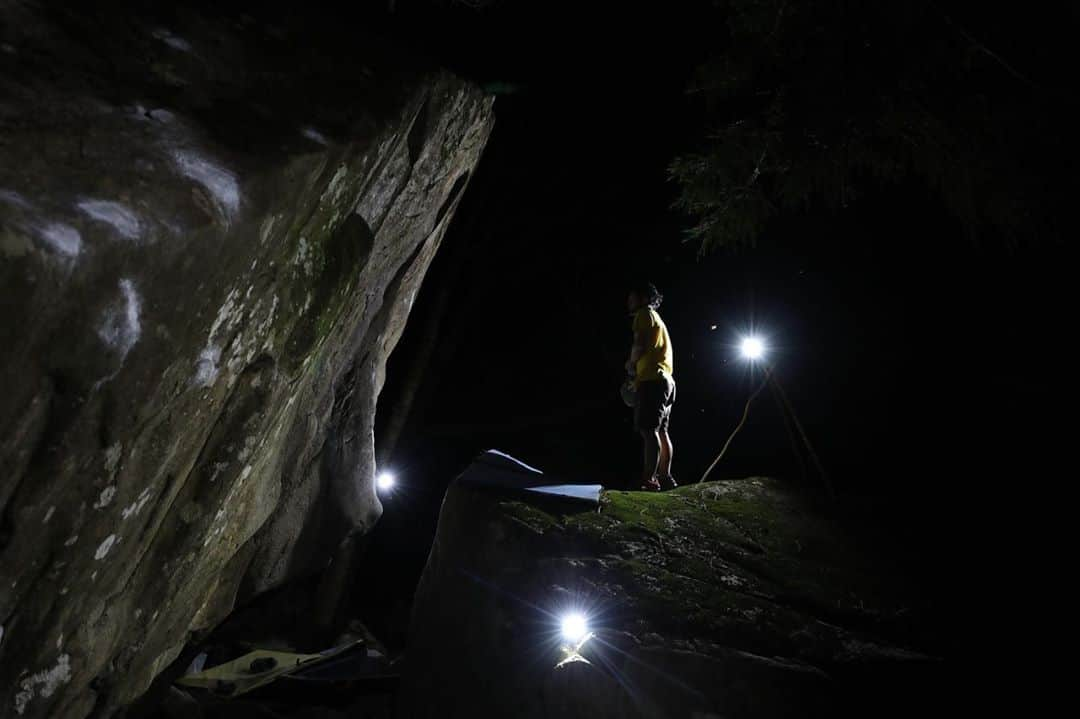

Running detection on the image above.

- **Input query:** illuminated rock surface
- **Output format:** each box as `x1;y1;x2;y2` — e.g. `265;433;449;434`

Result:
404;478;941;718
0;5;493;717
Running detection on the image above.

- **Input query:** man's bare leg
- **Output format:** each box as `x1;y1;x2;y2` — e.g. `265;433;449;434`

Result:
640;429;661;490
658;430;674;481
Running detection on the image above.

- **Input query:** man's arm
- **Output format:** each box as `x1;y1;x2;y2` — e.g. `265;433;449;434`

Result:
626;322;660;373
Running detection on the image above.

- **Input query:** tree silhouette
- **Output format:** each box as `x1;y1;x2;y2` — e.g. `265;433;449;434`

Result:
670;0;1076;251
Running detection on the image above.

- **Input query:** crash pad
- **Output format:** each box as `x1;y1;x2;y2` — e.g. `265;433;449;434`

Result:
175;640;365;697
458;450;602;505
287;644;387;682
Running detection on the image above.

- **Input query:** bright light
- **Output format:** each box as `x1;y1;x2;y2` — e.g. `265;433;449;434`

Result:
740;336;765;360
560;612;589;643
376;472;395;492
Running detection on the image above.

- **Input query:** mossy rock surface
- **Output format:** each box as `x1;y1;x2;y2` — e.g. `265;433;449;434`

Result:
403;477;940;719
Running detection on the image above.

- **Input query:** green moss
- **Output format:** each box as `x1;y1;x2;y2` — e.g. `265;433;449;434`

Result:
498;500;563;534
440;475;924;670
507;479;903;636
274;164;376;371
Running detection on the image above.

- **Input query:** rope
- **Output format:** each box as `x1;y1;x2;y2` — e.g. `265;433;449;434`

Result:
699;367;771;484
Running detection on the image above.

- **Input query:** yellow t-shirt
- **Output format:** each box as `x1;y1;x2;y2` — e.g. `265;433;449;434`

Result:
632;307;674;384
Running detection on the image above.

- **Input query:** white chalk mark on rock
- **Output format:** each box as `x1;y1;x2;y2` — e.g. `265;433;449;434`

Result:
35;222;82;257
121;488;153;520
152;28;194;53
209;461;229;483
93;486;116;510
325;163;351;208
94;534;117;560
301;126;329;146
171;150;240;221
76;199;143;240
97;279;142;363
104;443;122;474
0;189;32;210
259;214;278;245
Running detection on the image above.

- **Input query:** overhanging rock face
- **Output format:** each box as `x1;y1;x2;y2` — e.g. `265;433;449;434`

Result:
404;471;940;719
0;6;493;717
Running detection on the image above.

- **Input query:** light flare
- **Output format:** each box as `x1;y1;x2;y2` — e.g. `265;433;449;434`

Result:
740;336;765;360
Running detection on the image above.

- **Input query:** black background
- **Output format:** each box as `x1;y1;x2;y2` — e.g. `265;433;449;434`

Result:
343;1;1074;655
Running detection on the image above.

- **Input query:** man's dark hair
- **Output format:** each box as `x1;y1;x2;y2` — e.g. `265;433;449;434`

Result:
631;281;663;309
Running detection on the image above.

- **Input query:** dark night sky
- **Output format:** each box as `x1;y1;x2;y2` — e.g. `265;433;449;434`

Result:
192;0;1072;650
327;1;1073;650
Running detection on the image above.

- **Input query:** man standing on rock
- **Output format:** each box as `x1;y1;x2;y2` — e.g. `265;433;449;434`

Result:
626;282;677;491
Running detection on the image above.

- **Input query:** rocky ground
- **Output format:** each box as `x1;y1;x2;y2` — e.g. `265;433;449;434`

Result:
402;477;944;718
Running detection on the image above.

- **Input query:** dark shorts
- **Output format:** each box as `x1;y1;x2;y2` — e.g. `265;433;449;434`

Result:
634;374;675;433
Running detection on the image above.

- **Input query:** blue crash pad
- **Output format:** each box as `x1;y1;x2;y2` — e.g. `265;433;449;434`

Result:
458;450;602;505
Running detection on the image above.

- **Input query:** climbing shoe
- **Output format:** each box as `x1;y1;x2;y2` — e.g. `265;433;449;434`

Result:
658;474;678;490
639;477;662;492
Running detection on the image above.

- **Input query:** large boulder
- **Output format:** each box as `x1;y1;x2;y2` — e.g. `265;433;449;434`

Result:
403;475;941;718
0;4;493;717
